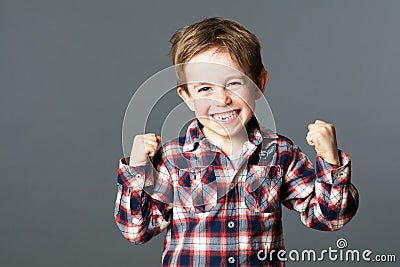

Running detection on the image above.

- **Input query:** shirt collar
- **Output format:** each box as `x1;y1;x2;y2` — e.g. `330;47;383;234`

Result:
182;115;278;153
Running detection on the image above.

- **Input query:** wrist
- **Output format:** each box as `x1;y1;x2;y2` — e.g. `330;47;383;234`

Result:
322;153;340;166
129;157;149;167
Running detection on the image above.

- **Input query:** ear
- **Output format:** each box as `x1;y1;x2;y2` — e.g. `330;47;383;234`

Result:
255;69;269;99
177;86;195;111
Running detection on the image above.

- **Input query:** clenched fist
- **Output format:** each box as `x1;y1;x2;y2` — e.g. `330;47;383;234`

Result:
306;120;340;165
129;133;162;167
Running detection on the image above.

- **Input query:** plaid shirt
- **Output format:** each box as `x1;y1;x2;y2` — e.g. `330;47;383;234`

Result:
114;116;359;266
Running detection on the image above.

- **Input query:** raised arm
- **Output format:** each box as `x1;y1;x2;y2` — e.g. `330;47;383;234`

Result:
281;120;359;231
114;134;173;244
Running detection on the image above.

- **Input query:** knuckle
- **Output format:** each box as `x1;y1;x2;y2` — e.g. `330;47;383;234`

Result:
326;123;334;129
323;126;333;135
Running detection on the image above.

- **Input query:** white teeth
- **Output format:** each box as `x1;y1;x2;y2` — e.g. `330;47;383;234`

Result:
211;110;238;121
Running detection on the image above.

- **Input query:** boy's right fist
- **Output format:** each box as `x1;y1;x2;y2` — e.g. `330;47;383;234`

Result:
129;133;162;167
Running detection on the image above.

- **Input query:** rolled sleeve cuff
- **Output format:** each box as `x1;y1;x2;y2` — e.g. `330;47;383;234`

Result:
117;157;149;189
316;150;351;186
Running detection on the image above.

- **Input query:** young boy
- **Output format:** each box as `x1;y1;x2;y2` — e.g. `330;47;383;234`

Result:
114;17;359;266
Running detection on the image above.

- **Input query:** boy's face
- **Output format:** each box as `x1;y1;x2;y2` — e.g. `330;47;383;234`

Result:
177;48;269;142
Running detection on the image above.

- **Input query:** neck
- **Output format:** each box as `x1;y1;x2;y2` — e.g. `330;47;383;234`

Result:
203;128;248;156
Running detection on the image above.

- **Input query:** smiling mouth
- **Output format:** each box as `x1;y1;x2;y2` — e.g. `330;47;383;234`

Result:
211;110;240;121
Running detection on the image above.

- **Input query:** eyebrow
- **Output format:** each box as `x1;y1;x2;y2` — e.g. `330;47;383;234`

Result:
190;82;213;86
189;75;247;87
185;82;214;90
225;74;246;80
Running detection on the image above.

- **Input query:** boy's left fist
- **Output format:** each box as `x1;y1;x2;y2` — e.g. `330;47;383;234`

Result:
306;120;340;165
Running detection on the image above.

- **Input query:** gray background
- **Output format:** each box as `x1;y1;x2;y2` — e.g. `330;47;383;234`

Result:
1;0;399;266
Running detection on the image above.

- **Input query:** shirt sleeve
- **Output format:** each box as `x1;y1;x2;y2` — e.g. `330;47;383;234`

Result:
281;144;359;231
113;154;173;244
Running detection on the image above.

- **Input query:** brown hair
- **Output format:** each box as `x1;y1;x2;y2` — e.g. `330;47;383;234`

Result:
170;17;265;92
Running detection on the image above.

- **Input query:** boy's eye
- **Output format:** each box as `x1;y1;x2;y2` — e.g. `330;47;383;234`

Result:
197;86;212;93
226;81;243;89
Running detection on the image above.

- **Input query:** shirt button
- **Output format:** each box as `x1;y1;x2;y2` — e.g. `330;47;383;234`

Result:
334;171;344;178
228;256;235;264
228;221;235;229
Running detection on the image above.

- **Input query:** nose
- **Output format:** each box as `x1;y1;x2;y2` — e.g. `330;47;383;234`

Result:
214;86;232;106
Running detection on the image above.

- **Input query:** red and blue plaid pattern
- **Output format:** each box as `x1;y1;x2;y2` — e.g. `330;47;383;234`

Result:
114;117;359;266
